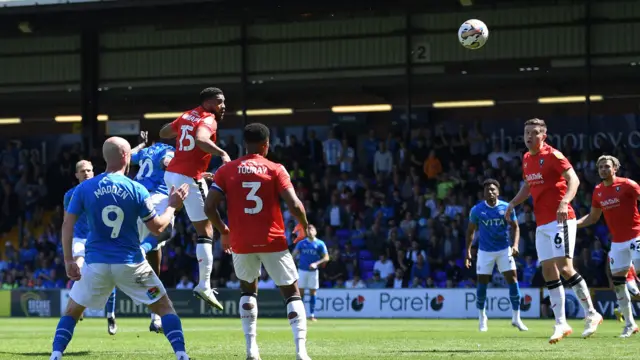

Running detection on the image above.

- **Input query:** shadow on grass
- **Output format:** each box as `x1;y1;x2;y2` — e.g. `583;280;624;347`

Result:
0;351;90;357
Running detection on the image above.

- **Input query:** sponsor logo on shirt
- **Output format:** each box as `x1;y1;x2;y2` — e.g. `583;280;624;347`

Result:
525;172;544;185
599;197;621;209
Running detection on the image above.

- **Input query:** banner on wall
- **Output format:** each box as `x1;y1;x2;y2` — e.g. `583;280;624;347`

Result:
594;289;640;319
10;290;60;317
311;288;540;318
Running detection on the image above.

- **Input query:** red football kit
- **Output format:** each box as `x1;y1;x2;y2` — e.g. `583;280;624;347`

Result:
592;177;640;243
213;154;292;254
522;143;576;226
166;106;217;180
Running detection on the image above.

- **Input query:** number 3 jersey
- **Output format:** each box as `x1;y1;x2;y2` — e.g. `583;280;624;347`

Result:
67;172;156;264
132;143;175;196
166;106;218;180
212;154;293;254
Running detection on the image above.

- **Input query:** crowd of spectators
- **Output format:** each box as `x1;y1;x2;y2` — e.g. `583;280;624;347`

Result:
0;121;635;291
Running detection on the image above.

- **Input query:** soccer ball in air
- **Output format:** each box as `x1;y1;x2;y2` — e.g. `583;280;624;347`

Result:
458;19;489;50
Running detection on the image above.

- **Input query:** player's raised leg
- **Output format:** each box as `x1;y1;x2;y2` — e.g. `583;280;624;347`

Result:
164;171;222;310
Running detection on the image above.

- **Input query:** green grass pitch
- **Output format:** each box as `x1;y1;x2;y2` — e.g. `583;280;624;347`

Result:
0;318;637;359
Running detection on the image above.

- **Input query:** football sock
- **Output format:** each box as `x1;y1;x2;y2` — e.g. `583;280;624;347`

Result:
240;293;259;356
161;314;186;353
566;273;596;315
476;283;487;312
613;276;635;326
509;282;521;320
52;315;77;353
309;294;317;317
546;279;566;324
286;296;308;355
195;238;213;289
106;288;116;318
627;279;640;297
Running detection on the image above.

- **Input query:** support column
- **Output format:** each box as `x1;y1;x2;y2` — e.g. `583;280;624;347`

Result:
80;27;100;156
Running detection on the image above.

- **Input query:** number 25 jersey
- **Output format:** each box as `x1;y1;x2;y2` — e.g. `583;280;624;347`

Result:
166;106;217;180
212;154;293;254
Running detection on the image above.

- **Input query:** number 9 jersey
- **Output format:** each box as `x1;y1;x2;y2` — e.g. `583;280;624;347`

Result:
211;154;293;254
67;173;156;264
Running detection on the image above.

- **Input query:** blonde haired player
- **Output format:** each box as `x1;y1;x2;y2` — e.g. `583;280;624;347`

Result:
506;118;602;344
577;155;640;337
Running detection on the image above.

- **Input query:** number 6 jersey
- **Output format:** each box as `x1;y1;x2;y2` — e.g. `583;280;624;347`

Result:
211;154;293;254
166;106;217;180
67;173;156;264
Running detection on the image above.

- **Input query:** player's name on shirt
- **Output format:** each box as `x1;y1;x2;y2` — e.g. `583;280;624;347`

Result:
238;162;268;174
92;185;133;200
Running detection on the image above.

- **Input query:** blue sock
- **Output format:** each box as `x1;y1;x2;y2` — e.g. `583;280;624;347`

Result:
509;282;521;311
476;283;488;310
310;294;317;316
106;288;117;316
52;316;77;353
161;314;186;353
140;236;159;254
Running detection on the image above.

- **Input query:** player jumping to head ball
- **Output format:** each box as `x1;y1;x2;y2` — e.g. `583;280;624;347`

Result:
506;118;602;344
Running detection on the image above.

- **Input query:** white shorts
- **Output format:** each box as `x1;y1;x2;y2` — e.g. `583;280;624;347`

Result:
137;191;173;250
298;270;320;290
609;238;640;274
535;219;577;262
164;171;208;222
232;250;298;287
72;238;86;258
476;248;517;275
69;261;167;310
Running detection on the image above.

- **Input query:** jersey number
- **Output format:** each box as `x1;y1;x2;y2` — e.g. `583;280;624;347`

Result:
243;182;263;214
102;205;124;238
135;158;153;180
179;125;195;151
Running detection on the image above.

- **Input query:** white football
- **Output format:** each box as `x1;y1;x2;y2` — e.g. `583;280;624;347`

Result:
458;19;489;50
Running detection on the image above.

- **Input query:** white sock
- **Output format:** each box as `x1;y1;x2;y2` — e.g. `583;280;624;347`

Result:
512;309;521;322
547;281;567;324
286;297;308;355
569;274;596;315
478;308;486;319
627;280;640;297
195;243;213;289
240;295;259;356
615;284;635;326
107;312;115;319
175;351;188;360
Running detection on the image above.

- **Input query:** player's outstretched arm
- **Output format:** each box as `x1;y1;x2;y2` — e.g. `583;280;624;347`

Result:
195;126;230;162
159;122;178;139
508;182;530;207
464;222;477;268
576;207;603;228
131;131;148;155
281;187;309;234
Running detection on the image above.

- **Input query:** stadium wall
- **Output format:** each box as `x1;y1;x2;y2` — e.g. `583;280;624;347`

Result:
2;288;635;319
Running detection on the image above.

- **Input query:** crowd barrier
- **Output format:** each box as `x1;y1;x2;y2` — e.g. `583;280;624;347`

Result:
0;288;635;319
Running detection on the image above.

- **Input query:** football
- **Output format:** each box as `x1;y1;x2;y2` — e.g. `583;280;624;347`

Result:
458;19;489;50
